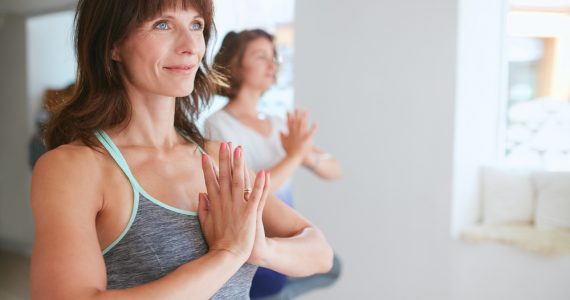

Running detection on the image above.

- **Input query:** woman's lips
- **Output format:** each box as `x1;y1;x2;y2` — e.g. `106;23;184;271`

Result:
163;64;196;74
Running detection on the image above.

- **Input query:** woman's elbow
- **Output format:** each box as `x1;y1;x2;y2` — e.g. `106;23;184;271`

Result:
323;167;342;181
313;229;334;274
319;244;334;274
331;168;343;180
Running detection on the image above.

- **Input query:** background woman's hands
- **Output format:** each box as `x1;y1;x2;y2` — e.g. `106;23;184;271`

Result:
199;142;271;264
280;109;317;161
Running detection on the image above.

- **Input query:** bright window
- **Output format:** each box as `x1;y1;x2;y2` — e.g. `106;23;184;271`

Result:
504;1;570;170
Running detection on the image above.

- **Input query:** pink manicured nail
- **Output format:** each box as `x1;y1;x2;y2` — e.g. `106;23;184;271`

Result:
201;154;207;161
220;143;226;152
234;146;241;158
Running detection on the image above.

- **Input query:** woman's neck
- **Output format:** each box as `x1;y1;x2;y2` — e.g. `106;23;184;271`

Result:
225;87;263;118
110;88;180;150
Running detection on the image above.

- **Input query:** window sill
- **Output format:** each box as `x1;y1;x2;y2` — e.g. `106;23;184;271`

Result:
460;224;570;256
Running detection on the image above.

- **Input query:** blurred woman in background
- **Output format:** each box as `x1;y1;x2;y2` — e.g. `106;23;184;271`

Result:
204;29;342;300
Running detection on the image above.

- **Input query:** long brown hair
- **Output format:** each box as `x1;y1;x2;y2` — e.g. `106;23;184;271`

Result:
213;29;276;100
45;0;219;149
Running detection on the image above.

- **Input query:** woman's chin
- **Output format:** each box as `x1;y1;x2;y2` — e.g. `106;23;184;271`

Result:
257;83;273;92
170;87;195;98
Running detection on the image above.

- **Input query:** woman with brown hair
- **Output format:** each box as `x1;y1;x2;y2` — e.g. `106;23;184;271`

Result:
204;29;342;299
30;1;333;299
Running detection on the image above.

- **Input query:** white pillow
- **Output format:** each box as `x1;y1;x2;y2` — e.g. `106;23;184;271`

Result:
533;172;570;230
481;166;534;225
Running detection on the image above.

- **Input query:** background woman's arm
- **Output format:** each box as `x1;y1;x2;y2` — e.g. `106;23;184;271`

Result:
302;145;342;180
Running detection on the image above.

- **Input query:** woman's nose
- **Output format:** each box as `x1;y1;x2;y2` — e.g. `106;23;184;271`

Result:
177;31;201;55
268;58;278;69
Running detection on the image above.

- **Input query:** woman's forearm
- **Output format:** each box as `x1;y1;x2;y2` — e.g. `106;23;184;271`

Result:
268;153;304;192
305;155;342;180
303;147;342;180
261;227;333;277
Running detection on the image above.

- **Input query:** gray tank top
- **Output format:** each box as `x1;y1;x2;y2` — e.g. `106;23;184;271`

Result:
95;130;257;299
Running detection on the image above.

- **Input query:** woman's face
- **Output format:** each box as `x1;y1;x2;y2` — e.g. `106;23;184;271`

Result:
112;5;205;98
240;37;277;92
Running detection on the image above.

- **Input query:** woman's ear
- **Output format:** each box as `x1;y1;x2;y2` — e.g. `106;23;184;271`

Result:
111;46;121;62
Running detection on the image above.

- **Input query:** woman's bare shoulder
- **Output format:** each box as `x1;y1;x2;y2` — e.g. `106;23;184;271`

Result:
35;142;105;174
31;141;107;209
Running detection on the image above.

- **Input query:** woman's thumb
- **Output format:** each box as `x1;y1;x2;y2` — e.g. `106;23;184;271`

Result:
198;193;209;223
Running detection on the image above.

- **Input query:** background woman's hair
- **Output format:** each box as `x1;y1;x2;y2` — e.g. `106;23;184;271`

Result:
213;29;275;100
44;0;220;150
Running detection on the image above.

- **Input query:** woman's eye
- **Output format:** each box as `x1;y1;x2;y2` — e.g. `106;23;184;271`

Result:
257;54;270;61
191;21;204;31
154;21;170;30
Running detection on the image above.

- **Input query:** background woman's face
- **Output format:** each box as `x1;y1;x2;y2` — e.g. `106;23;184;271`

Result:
240;37;277;92
113;6;206;98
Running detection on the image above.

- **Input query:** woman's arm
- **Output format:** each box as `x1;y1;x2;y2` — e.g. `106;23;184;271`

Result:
252;193;334;277
30;146;251;300
269;145;342;191
302;145;342;180
266;151;304;191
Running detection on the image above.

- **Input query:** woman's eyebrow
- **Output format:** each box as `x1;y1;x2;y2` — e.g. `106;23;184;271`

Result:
153;14;204;21
252;49;270;54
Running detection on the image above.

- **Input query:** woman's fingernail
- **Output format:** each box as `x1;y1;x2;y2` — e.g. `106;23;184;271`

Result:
234;146;242;158
201;154;207;161
220;142;226;152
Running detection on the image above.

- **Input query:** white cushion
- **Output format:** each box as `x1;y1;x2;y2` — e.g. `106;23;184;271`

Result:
533;172;570;230
461;224;570;256
481;166;534;225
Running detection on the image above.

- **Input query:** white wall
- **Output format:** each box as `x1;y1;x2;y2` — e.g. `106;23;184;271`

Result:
294;0;570;299
26;10;76;135
0;14;34;253
452;0;507;236
0;10;76;254
294;1;457;298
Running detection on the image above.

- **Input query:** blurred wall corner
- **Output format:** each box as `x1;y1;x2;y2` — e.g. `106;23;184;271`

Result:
0;13;34;256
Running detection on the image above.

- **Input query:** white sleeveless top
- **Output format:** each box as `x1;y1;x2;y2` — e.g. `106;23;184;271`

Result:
203;110;294;207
